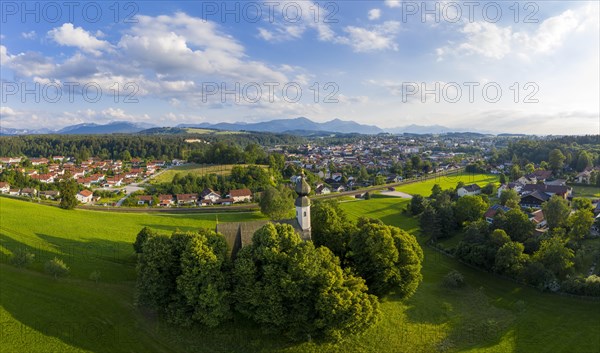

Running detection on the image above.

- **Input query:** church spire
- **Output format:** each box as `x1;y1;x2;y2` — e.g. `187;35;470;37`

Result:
295;171;311;240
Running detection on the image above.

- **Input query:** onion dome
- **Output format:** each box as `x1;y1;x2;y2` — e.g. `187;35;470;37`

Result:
295;173;311;196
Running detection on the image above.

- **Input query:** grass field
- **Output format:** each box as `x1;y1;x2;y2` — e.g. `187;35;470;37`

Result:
150;163;267;184
396;172;499;197
184;128;244;135
571;185;600;199
1;187;599;352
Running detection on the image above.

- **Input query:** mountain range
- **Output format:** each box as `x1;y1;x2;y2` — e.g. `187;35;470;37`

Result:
0;118;488;136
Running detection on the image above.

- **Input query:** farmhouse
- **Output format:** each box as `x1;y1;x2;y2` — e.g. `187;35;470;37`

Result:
20;188;38;197
457;184;481;197
76;190;94;204
158;194;174;207
520;190;550;208
228;189;252;203
177;194;198;205
201;188;221;203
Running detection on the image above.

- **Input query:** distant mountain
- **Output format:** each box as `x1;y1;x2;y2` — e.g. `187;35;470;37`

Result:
0;127;53;135
56;121;156;135
179;117;384;135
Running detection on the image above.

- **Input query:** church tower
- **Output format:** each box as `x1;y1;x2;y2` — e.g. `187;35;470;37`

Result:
295;173;311;240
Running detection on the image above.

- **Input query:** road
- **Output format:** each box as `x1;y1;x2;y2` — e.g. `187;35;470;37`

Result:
115;167;172;206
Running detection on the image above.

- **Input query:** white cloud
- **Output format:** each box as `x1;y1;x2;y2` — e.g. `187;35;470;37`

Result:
338;21;401;52
368;9;381;21
21;31;36;39
384;0;401;8
437;5;599;60
48;23;111;56
0;106;17;116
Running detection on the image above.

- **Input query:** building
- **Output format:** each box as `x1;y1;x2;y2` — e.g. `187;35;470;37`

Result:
217;174;312;259
520;190;550;208
176;193;198;205
201;188;221;203
228;189;252;203
0;182;10;193
484;204;511;223
457;184;481;197
76;190;94;203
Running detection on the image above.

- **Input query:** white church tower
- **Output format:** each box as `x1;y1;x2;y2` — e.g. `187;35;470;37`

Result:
295;172;311;240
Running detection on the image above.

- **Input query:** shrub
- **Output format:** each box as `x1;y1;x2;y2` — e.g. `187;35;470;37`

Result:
442;270;465;289
45;257;70;279
10;249;35;268
89;270;101;283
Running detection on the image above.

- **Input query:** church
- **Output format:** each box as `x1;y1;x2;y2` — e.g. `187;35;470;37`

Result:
216;173;312;259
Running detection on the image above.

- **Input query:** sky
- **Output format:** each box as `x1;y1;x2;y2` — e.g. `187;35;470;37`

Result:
0;0;599;134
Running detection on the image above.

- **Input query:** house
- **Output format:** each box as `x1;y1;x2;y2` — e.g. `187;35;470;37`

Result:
158;194;174;207
497;182;523;198
201;188;221;202
228;189;252;203
575;170;592;184
39;190;60;199
0;182;10;193
31;173;54;183
137;195;154;205
176;194;198;205
76;190;94;203
104;175;123;187
526;170;553;182
457;184;481;197
529;209;547;229
30;157;49;166
484;204;511;223
521;184;572;199
216;198;234;206
315;184;331;195
20;188;38;197
520;190;550;208
8;189;20;196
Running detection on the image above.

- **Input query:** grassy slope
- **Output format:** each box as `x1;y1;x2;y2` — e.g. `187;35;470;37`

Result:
396;172;499;197
571;185;600;199
1;179;599;352
150;164;267;184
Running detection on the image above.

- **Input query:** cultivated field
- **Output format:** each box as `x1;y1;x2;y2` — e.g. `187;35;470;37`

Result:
1;175;598;353
395;172;499;196
150;163;267;184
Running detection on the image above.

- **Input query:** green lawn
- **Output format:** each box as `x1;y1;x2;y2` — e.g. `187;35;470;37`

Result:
571;185;600;199
150;163;267;184
397;172;499;197
1;192;599;353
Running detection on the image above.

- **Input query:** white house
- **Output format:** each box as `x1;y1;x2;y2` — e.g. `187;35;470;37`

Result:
0;182;9;193
457;184;481;197
76;190;94;204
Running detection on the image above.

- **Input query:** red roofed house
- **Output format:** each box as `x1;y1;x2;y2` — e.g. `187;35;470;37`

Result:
76;190;94;204
228;189;252;203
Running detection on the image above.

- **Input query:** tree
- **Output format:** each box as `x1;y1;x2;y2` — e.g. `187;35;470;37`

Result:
431;184;443;197
572;197;593;212
524;163;535;175
233;223;381;341
120;150;132;162
575;151;593;172
494;209;535;243
133;227;156;254
494;241;528;276
358;166;369;182
45;257;70;279
409;194;426;215
499;173;507;184
311;201;355;260
533;236;574;278
348;218;423;298
489;229;511;249
454;195;488;224
59;178;78;210
170;229;231;327
568;209;594;240
10;249;35;268
481;183;496;195
549;149;566;172
542;195;571;230
441;270;465;289
258;186;294;220
420;205;441;241
136;234;177;308
510;165;522;181
499;189;520;207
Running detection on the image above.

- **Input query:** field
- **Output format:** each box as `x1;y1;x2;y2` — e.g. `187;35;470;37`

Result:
571;184;600;199
150;163;267;184
395;172;499;197
184;128;244;135
1;179;599;352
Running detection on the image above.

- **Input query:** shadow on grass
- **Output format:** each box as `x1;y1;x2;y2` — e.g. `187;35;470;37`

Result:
0;235;303;353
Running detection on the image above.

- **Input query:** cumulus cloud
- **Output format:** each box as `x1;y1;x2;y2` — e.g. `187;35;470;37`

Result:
384;0;401;8
337;21;401;52
48;23;111;56
21;31;36;39
437;5;598;60
368;9;381;21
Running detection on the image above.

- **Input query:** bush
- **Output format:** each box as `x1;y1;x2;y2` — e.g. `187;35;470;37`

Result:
10;249;35;268
89;270;101;283
442;270;465;289
45;257;70;279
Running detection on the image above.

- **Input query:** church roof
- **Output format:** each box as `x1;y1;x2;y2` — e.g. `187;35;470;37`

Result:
295;174;311;196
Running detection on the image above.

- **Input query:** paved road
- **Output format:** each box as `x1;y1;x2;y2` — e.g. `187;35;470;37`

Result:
115;167;172;206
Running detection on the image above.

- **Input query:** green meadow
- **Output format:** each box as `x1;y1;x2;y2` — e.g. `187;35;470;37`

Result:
150;163;268;184
395;172;499;197
1;176;599;353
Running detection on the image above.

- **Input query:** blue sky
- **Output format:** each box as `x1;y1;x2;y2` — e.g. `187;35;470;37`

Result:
1;0;598;134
